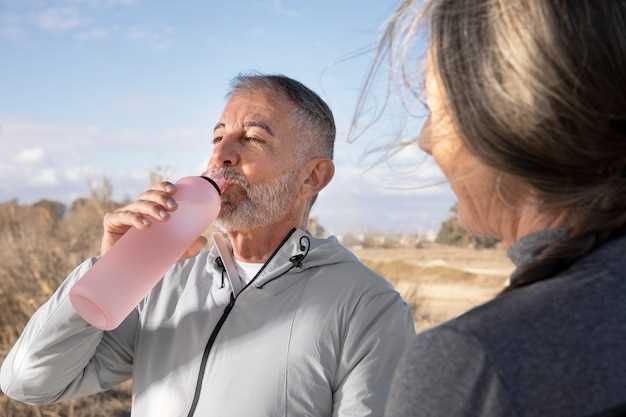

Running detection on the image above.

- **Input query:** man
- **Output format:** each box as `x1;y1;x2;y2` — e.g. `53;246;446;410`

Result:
0;74;415;416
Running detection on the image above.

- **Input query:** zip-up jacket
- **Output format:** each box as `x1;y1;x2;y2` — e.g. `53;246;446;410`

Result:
1;228;415;416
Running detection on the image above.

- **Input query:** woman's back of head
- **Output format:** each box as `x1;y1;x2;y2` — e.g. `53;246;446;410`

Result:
430;0;626;195
377;1;626;288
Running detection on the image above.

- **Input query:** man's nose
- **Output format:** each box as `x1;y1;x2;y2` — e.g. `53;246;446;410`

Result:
210;137;240;168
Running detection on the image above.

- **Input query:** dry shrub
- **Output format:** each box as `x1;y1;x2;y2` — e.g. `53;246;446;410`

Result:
0;197;129;417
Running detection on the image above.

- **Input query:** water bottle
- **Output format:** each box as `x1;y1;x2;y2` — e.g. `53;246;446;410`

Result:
69;175;224;330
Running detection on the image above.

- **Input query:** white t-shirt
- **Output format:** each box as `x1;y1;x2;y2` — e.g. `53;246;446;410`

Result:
234;258;264;285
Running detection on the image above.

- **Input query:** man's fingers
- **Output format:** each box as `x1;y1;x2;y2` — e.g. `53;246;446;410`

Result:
104;210;151;232
101;181;176;256
148;181;176;194
122;200;170;222
136;190;178;212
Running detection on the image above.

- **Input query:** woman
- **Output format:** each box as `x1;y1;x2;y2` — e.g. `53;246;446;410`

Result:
367;1;626;416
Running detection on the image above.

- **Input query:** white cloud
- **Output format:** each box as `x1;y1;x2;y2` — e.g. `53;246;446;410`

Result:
35;7;85;32
30;168;59;187
2;2;169;47
313;174;454;235
64;165;97;182
334;155;447;198
0;117;208;204
307;157;455;235
0;117;175;152
0;164;18;180
0;119;102;158
14;147;44;164
129;170;147;181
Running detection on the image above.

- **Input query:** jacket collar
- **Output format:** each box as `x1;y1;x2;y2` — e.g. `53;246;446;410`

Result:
205;228;320;292
507;228;568;269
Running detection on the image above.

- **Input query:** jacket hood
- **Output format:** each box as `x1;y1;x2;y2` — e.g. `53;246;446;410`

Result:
205;228;358;289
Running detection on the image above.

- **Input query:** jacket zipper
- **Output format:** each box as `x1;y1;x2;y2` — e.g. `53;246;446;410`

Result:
185;228;297;417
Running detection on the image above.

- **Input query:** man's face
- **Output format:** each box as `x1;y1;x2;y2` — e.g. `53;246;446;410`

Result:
206;89;302;231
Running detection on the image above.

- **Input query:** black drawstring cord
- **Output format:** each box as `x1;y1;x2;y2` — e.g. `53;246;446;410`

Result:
215;257;226;289
288;236;311;268
259;235;311;289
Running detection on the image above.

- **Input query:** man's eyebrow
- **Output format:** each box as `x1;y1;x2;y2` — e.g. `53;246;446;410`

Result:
243;121;274;136
212;120;275;136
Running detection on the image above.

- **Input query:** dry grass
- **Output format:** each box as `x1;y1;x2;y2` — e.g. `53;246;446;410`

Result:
362;259;475;320
362;255;508;331
0;198;133;416
363;259;479;284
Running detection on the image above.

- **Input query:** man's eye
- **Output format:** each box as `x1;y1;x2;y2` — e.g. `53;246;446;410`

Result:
244;136;263;144
213;136;223;144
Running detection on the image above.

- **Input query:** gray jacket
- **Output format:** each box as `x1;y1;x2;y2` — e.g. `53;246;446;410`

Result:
1;228;415;416
385;230;626;417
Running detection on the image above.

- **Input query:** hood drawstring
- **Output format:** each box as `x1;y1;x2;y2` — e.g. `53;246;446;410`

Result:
215;257;226;289
289;235;311;268
259;235;311;290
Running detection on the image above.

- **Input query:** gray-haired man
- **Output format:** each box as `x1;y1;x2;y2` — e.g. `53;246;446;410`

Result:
1;74;415;416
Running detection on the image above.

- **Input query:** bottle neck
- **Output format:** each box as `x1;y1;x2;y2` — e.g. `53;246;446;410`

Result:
200;176;222;195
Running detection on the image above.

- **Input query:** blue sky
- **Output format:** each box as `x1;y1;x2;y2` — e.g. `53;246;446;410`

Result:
0;0;455;236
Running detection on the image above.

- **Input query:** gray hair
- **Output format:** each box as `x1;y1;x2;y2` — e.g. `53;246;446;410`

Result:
227;73;335;208
228;73;335;160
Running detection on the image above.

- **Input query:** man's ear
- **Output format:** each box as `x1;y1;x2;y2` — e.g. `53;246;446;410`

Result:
301;158;335;199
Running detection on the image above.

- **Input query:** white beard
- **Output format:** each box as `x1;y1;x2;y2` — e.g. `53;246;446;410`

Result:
214;166;299;232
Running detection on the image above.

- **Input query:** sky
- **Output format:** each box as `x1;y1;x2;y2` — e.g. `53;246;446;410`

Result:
0;0;456;237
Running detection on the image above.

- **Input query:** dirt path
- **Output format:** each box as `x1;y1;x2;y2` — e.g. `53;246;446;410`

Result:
355;244;512;331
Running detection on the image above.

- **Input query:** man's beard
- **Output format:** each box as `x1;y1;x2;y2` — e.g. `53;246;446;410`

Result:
212;166;299;232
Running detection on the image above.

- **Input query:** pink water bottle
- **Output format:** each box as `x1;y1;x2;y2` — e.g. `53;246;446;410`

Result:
69;175;224;330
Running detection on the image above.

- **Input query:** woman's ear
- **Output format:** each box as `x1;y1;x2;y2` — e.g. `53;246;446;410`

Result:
301;158;335;198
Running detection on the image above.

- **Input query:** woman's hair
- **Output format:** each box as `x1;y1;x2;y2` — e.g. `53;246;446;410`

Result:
359;0;626;289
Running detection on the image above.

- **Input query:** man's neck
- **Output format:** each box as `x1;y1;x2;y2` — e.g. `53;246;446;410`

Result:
227;217;302;263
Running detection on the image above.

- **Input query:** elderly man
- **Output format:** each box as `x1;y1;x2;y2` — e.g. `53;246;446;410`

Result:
0;74;415;416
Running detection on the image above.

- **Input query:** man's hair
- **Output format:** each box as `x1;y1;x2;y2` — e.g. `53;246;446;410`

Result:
228;73;335;160
227;73;336;208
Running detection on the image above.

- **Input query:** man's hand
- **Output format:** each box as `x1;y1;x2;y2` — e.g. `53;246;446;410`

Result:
100;181;207;259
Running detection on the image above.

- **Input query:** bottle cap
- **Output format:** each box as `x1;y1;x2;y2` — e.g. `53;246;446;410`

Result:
200;175;225;194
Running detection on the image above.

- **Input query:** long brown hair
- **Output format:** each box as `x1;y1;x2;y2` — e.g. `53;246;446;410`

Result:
358;0;626;289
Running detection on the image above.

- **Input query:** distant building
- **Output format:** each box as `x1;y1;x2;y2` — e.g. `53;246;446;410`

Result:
338;231;427;249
